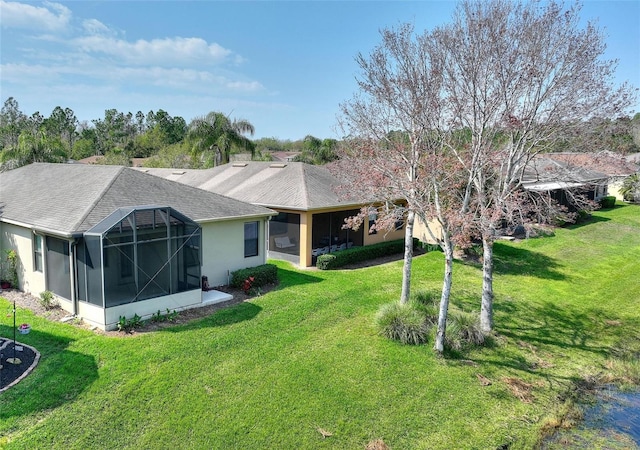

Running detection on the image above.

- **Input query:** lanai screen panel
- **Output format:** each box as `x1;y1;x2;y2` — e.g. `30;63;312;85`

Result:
81;206;202;308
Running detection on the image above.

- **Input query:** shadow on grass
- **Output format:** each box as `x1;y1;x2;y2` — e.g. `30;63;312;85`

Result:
165;301;263;333
496;301;612;356
565;214;611;230
0;327;98;420
276;266;324;288
444;299;640;379
492;242;565;280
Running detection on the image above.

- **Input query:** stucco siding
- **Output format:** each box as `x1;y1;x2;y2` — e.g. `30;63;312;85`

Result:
363;225;405;246
0;222;46;295
200;219;268;287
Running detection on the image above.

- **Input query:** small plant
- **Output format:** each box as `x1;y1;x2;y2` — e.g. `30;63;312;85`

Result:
5;249;18;289
242;276;255;294
166;308;179;322
375;301;431;345
444;311;485;350
117;313;144;332
18;323;30;330
117;315;127;332
39;290;57;310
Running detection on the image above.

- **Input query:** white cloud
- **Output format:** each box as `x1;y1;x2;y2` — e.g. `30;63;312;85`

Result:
71;35;233;67
1;62;265;96
81;18;113;36
0;1;71;32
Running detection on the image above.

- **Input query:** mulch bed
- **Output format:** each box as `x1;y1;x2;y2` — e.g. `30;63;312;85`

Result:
0;337;40;392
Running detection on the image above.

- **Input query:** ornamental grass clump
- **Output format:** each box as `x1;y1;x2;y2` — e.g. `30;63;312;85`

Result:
411;290;440;325
375;301;431;345
444;311;485;351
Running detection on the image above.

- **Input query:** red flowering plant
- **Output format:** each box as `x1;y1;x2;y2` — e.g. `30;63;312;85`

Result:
242;276;255;295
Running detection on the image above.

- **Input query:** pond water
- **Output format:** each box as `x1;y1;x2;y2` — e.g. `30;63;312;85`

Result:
543;386;640;449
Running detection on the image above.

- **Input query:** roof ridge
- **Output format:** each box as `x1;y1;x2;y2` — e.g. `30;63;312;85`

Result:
70;165;126;232
299;163;312;209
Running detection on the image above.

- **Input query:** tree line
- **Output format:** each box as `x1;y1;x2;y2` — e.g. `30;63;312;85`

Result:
0;98;339;170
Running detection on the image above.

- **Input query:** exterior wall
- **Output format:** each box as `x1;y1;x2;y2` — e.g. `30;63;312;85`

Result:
363;226;405;246
609;179;625;200
200;218;268;287
0;222;46;295
414;217;444;245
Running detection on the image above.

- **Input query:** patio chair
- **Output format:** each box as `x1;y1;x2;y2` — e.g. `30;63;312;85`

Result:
274;236;296;249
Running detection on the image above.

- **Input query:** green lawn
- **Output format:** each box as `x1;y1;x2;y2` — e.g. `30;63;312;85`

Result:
1;204;639;449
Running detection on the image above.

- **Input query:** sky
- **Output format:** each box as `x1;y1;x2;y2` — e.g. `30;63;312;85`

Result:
1;1;639;141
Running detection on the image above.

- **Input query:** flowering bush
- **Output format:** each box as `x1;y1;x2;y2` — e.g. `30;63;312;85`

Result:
242;276;255;294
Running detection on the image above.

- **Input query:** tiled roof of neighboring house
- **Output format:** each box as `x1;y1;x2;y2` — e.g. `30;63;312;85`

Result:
521;156;608;191
0;163;275;236
139;162;364;211
268;151;301;162
545;152;638;177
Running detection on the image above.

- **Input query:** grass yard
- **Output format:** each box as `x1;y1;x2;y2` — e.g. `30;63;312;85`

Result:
1;204;639;449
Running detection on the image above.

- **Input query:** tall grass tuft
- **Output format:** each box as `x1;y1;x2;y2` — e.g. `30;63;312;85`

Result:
412;290;439;325
375;301;431;345
444;311;485;350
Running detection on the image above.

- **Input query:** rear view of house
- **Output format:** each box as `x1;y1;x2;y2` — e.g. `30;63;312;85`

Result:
0;163;275;330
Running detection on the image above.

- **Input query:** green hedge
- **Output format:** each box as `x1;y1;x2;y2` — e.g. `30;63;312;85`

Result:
230;264;278;288
316;238;420;270
599;195;616;209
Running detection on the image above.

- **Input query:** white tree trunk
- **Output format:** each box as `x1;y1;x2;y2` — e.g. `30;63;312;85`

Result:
480;236;494;333
434;237;454;353
400;210;415;304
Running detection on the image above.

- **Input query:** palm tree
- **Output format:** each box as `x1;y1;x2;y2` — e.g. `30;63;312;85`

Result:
620;173;640;202
0;128;67;170
187;112;255;167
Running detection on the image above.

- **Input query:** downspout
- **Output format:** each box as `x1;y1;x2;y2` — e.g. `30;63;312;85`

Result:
266;215;273;263
69;239;78;316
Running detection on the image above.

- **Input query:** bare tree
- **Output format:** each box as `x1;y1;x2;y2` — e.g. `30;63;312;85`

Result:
337;24;442;306
431;0;636;332
337;24;476;352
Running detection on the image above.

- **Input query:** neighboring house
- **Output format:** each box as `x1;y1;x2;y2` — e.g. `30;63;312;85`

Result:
0;163;275;330
415;152;635;244
139;162;406;267
521;155;610;205
543;152;638;201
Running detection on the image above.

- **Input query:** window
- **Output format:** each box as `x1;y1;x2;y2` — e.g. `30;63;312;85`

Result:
244;221;259;257
368;211;378;235
33;234;43;272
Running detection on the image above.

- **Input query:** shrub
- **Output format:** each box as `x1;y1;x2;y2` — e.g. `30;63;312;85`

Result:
412;290;440;325
39;290;57;310
444;311;485;350
230;264;278;289
316;254;337;270
316;238;421;270
375;301;431;345
598;195;616;209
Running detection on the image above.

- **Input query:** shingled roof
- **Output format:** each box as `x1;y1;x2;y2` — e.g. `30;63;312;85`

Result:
0;163;275;236
139;162;363;210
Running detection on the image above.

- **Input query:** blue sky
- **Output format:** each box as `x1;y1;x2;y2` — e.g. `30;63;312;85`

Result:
1;1;639;140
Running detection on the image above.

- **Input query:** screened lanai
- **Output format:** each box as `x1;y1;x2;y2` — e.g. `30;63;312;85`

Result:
77;206;202;308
